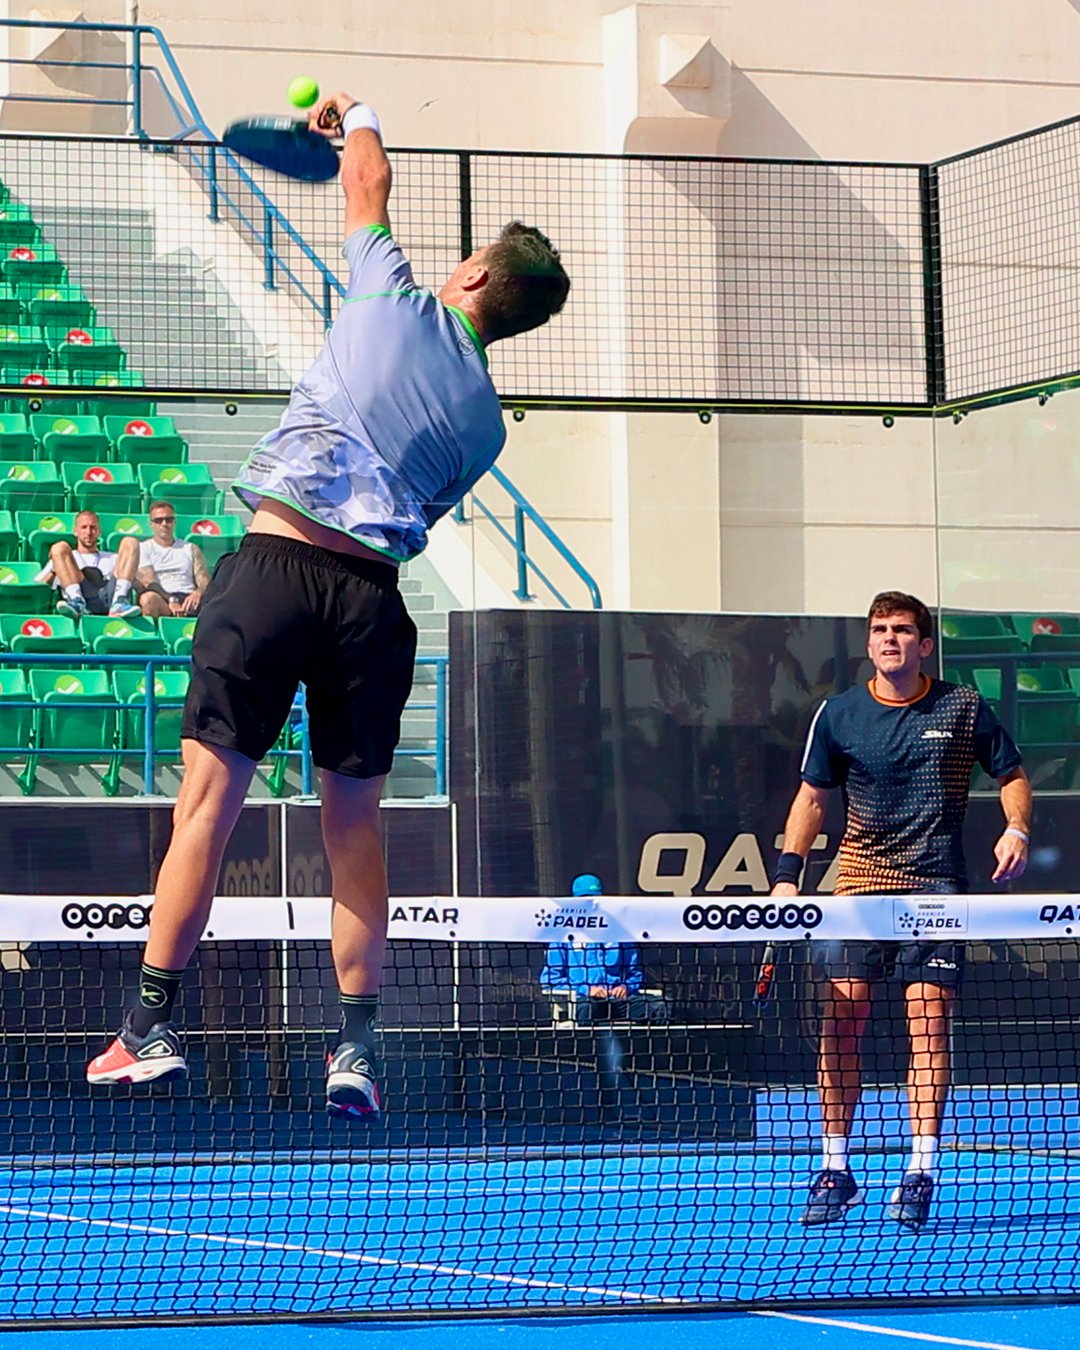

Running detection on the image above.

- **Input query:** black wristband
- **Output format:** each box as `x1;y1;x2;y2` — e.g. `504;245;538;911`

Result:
773;851;804;887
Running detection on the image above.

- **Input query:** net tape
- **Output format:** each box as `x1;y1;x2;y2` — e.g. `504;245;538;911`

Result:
6;892;1078;943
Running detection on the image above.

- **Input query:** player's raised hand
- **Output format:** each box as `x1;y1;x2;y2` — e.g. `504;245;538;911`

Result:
991;829;1028;883
309;92;357;137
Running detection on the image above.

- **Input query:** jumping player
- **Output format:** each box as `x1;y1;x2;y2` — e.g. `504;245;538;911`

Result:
87;90;570;1117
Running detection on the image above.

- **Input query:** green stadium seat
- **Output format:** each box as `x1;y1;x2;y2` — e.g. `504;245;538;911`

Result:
178;513;243;567
47;325;125;375
106;415;187;466
83;395;156;420
98;512;149;552
19;284;95;329
3;368;78;392
1011;614;1080;653
79;614;165;655
0;613;81;654
0;325;50;370
939;614;1021;650
969;667;1002;703
0;414;36;459
0;245;65;288
0;284;25;326
61;461;141;514
158;615;198;656
0;461;65;513
0;668;30;760
30;414;111;465
21;667;117;795
89;369;145;387
137;463;221;514
15;510;76;564
0;205;40;251
112;668;190;757
0;561;54;613
7;380;82;416
1015;667;1080;745
0;510;17;557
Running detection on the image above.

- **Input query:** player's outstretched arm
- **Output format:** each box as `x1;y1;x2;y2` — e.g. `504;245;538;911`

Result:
309;91;391;238
991;766;1032;883
772;782;830;896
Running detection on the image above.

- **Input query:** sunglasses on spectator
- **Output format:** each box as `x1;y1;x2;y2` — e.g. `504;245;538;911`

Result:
151;515;176;523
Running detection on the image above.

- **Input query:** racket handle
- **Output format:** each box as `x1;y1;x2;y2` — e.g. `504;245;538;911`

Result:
318;103;341;132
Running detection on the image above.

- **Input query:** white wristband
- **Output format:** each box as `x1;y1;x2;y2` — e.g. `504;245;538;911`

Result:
341;103;382;140
1004;827;1029;843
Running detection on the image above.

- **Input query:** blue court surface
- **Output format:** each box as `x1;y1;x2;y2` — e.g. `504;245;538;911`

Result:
0;1141;1077;1321
4;1306;1080;1350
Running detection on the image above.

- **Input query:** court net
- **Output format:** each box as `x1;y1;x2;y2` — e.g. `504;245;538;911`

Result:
0;891;1077;1324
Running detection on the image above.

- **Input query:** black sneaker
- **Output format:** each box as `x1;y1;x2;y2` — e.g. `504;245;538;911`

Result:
86;1013;186;1085
800;1167;861;1226
326;1042;381;1118
888;1171;934;1230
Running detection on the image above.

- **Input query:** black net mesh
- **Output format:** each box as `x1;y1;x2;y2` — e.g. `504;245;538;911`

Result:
0;903;1078;1323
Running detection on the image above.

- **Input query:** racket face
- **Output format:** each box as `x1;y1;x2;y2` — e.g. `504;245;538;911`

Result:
221;117;339;182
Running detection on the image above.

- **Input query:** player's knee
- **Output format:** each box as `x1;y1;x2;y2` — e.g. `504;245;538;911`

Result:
49;539;73;563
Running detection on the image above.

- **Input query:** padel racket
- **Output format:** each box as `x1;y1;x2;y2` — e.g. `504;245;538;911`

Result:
753;941;777;1009
222;105;342;182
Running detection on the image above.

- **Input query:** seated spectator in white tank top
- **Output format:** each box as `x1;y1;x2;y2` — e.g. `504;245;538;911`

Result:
137;500;211;618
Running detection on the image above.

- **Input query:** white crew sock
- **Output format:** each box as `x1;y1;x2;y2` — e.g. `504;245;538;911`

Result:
822;1135;849;1171
909;1135;939;1177
63;583;81;601
113;579;132;600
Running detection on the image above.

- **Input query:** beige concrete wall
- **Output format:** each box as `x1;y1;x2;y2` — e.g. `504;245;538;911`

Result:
7;0;1080;615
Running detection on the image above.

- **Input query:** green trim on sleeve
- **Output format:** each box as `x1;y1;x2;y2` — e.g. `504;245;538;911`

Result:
340;223;392;256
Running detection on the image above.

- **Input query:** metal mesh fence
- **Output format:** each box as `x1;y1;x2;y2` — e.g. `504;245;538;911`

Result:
0;123;1077;411
938;117;1080;404
0;134;928;407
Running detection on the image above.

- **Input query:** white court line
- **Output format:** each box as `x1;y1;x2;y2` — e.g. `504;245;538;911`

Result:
19;1170;1080;1206
755;1310;1041;1350
0;1203;680;1306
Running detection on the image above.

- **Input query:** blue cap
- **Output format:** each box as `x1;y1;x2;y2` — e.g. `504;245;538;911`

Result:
571;873;603;897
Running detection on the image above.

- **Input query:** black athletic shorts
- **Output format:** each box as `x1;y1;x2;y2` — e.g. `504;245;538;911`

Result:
811;883;966;992
181;534;417;778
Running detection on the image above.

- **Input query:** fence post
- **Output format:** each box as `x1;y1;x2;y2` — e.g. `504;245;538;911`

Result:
142;658;156;794
131;27;144;138
264;208;275;290
458;152;473;261
919;164;946;408
207;146;220;223
513;504;530;601
435;660;447;798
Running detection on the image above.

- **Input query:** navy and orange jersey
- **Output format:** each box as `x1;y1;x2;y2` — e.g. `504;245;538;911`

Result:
800;676;1022;895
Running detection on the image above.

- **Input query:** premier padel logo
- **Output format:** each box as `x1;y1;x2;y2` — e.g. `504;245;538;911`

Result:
535;906;610;931
682;901;822;933
61;902;150;935
891;897;968;935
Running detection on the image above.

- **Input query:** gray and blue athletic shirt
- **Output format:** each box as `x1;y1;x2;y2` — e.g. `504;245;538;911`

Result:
233;225;506;561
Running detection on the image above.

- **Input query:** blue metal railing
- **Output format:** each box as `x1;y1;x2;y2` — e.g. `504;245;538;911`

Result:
454;464;602;609
0;650;447;797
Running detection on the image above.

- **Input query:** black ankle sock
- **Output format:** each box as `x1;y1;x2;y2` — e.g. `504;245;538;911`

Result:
339;993;378;1046
130;963;185;1037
